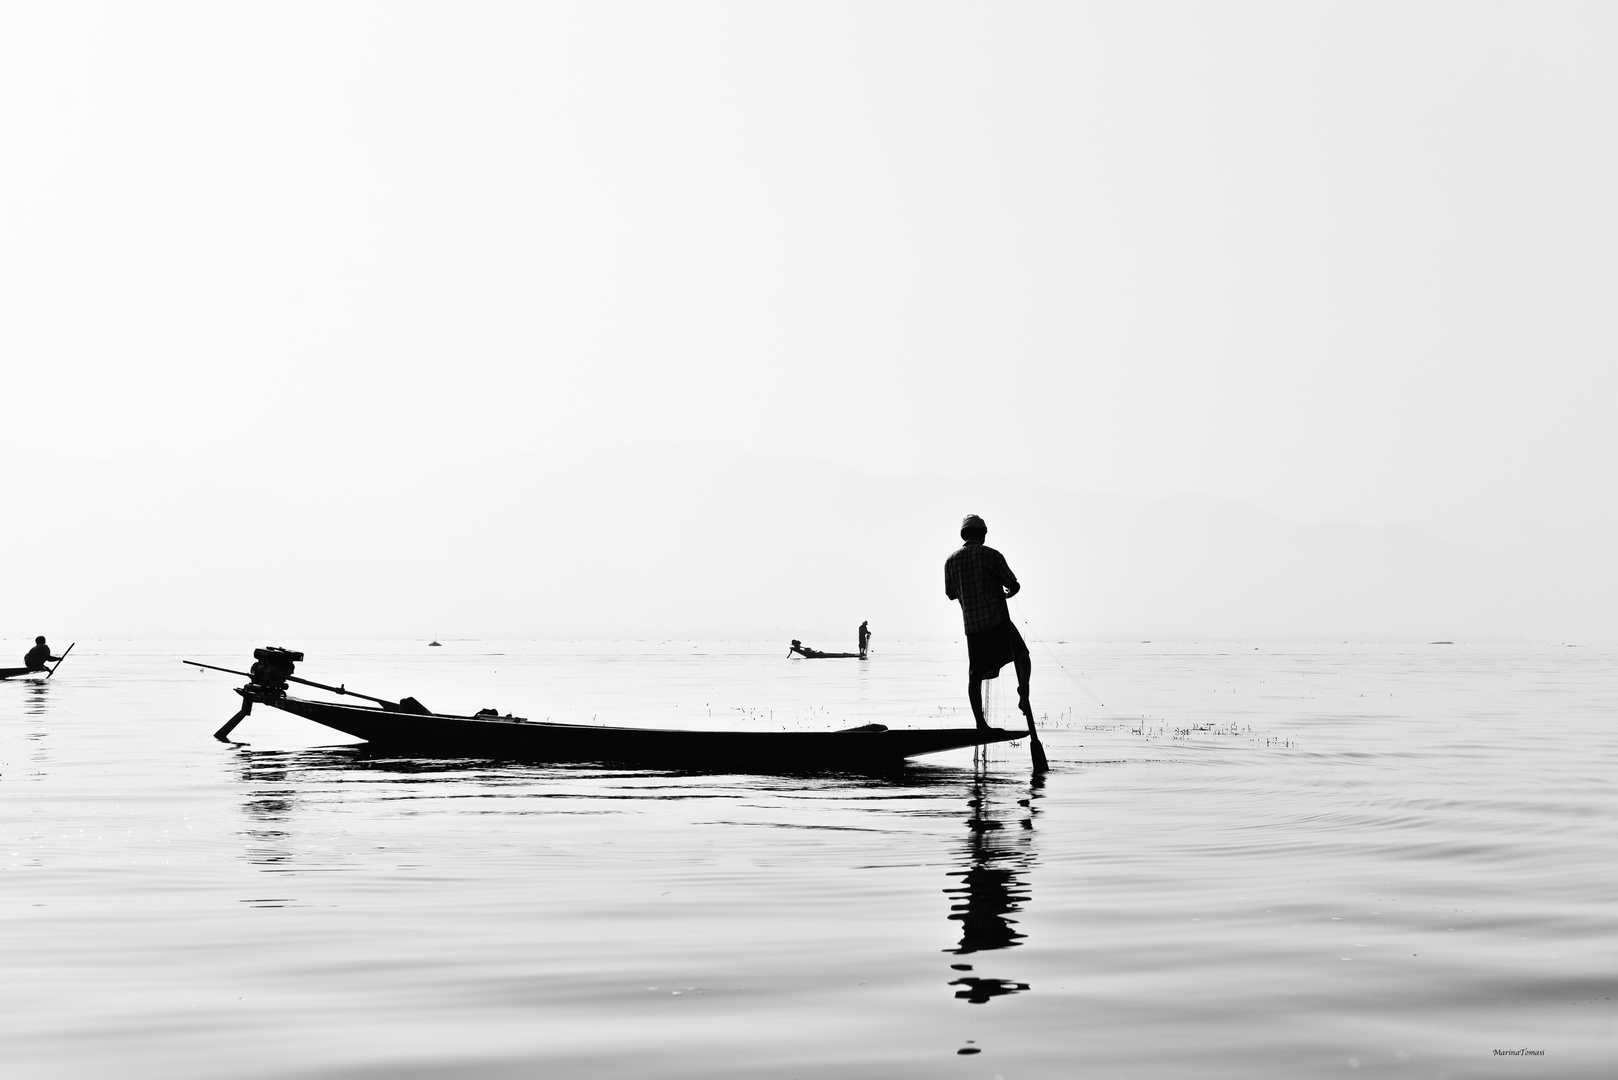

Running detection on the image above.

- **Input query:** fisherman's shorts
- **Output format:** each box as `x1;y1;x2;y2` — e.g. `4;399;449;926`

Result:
965;620;1029;680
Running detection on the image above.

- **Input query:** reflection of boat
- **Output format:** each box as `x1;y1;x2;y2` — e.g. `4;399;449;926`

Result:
193;649;1022;768
24;679;51;717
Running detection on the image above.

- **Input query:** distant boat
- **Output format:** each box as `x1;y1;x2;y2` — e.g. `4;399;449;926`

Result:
192;649;1019;768
788;639;864;660
428;639;442;647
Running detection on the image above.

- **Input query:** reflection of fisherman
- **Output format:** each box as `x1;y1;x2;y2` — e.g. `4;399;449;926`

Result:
944;515;1032;731
944;772;1038;1004
858;621;871;658
24;636;62;671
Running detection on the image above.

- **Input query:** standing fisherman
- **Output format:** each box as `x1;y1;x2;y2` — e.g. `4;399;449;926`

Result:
944;516;1047;769
858;621;871;658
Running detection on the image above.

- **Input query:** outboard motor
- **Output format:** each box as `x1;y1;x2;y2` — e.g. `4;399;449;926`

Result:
248;646;303;698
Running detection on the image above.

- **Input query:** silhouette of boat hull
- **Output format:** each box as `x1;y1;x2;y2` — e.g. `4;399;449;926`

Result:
0;666;41;681
258;692;1023;767
794;651;862;659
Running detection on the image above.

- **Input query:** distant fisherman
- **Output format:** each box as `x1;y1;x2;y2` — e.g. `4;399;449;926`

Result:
24;636;62;671
944;516;1032;732
858;621;871;658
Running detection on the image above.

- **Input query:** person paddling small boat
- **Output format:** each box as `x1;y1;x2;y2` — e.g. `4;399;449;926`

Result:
0;636;72;681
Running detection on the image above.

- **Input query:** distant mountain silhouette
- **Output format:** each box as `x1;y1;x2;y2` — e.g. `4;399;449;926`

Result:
2;441;1607;638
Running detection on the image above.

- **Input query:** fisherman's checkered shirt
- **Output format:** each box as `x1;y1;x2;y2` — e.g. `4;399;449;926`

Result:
944;542;1018;634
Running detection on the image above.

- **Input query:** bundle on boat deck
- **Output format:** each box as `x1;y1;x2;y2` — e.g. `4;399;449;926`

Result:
199;648;1023;768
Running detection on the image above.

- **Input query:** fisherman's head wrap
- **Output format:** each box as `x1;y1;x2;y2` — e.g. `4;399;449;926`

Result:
960;514;987;539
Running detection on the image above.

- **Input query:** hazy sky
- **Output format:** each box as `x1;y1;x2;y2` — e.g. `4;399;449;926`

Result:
4;3;1614;561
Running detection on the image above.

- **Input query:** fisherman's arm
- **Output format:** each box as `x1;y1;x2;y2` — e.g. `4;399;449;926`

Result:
995;553;1021;598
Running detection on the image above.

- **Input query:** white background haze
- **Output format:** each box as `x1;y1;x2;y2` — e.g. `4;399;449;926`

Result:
2;3;1614;640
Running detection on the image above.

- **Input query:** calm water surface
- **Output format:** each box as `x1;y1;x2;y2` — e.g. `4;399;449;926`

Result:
2;640;1614;1078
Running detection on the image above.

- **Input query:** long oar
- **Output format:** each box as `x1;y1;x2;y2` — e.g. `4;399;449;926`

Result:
46;643;74;679
1020;700;1049;772
182;659;396;706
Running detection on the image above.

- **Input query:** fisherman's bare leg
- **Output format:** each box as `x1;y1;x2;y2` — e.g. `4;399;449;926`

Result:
967;677;988;730
1015;655;1033;720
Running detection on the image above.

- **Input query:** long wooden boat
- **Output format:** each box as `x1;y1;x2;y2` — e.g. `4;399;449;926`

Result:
195;648;1024;768
263;693;1021;767
787;640;864;659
